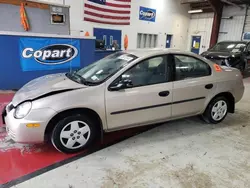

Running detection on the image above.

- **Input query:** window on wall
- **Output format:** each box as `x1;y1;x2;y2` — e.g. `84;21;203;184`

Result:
137;33;158;48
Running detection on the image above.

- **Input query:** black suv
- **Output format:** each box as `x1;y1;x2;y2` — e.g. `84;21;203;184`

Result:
201;41;250;72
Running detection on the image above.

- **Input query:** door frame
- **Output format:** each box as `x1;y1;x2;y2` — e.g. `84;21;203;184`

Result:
105;54;174;130
168;52;213;117
166;34;173;48
197;31;208;53
190;35;202;54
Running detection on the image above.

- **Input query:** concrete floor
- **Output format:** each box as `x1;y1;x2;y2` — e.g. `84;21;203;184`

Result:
13;78;250;188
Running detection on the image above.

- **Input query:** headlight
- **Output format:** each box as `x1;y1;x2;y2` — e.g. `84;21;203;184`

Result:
14;101;32;119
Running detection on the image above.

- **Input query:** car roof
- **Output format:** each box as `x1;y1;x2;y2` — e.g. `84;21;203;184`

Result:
124;48;195;58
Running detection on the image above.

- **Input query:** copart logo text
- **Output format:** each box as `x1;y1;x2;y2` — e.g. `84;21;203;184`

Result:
139;10;155;19
22;44;78;65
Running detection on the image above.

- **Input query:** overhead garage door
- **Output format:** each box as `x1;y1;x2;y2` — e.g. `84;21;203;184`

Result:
244;7;250;33
218;6;246;42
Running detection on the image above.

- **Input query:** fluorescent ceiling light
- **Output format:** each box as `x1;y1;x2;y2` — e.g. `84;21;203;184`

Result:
188;9;203;14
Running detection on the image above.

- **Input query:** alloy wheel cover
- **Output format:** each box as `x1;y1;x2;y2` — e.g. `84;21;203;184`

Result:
59;120;91;149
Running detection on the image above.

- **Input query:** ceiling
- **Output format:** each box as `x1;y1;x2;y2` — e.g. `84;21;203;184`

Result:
181;0;250;13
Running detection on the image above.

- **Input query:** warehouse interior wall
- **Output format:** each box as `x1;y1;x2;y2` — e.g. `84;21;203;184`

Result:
218;5;246;42
187;13;214;54
60;0;191;50
0;3;70;35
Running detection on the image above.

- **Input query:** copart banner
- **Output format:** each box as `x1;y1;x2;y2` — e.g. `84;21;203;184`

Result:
19;37;81;71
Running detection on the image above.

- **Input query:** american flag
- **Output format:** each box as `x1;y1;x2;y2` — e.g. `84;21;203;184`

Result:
84;0;131;25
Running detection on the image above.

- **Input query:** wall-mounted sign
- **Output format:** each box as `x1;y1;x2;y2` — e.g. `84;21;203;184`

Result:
19;37;80;71
50;6;65;24
50;6;63;13
139;6;156;22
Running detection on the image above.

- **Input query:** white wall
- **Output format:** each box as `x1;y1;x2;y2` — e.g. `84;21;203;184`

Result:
218;5;246;42
30;0;190;50
56;0;190;50
187;13;214;54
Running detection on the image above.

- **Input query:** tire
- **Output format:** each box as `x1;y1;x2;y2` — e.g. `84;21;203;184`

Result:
201;96;229;124
51;114;98;154
238;59;246;73
239;63;245;73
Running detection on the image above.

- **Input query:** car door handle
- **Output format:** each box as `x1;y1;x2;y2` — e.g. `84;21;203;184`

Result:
205;84;213;89
158;91;170;97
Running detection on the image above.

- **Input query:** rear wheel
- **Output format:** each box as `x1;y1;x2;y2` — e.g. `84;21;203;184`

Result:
51;114;98;153
201;96;228;124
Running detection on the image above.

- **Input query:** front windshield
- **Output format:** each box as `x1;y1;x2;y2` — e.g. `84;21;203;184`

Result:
210;42;246;52
67;52;137;85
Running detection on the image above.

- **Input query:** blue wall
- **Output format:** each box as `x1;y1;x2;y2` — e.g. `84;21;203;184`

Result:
0;34;116;90
94;28;122;50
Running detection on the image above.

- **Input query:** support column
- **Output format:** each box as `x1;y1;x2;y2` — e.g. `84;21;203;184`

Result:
208;0;223;48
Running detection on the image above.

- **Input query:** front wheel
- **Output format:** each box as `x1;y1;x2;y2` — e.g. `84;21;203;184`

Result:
201;96;228;124
51;114;98;153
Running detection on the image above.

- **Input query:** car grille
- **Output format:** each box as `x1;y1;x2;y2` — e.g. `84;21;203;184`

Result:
7;103;14;112
1;106;6;124
2;103;14;125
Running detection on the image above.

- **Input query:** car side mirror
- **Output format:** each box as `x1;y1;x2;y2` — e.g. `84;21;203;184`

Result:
109;79;133;91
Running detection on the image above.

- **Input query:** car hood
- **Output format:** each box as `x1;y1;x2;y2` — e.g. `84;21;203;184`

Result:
12;73;86;106
202;51;233;59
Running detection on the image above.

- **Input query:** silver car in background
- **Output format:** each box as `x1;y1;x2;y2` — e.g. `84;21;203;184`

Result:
2;49;245;153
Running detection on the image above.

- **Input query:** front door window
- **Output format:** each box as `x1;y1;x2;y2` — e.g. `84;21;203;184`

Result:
114;56;168;88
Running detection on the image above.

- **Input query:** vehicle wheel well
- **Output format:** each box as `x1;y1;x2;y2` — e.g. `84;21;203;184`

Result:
44;108;103;141
210;92;235;113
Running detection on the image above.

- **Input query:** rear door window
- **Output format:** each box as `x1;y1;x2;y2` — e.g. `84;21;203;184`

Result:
173;55;211;81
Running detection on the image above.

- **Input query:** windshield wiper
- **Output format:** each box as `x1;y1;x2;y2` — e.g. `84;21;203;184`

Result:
70;72;97;86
